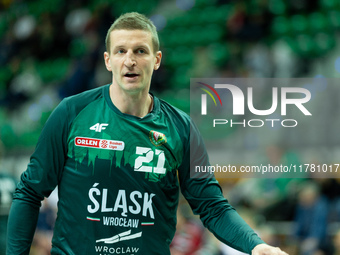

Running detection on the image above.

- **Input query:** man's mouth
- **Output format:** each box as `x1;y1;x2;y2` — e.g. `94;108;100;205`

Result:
124;72;139;78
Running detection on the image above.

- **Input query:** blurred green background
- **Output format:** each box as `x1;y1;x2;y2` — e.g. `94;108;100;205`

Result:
2;0;340;254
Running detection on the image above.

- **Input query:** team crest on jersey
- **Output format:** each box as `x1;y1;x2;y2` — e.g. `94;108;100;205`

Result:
149;130;167;146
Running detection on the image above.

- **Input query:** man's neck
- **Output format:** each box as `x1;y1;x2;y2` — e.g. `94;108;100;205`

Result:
109;85;153;118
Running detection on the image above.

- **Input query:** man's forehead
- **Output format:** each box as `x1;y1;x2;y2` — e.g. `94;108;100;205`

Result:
110;29;153;46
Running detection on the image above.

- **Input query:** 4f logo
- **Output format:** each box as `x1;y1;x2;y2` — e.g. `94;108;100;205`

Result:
90;123;109;132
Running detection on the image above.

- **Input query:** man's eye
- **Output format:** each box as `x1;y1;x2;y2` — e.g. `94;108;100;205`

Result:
138;49;145;54
117;49;125;54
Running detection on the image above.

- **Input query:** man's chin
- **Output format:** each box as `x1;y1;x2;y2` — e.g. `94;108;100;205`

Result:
121;84;148;95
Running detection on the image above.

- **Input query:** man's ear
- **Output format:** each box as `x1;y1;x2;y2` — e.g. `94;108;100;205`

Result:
104;52;112;72
154;51;162;70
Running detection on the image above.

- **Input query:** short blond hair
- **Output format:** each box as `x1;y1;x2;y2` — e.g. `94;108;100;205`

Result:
105;12;159;54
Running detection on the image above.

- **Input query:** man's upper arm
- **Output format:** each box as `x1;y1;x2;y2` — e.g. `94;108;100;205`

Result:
16;98;69;199
177;120;264;253
7;99;69;254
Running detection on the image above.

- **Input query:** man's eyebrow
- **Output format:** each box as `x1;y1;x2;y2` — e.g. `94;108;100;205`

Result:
113;44;150;49
113;45;125;49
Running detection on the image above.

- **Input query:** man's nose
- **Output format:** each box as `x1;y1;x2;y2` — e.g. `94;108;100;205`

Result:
124;51;136;67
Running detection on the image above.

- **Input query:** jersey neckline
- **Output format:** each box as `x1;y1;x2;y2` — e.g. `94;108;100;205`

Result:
103;84;160;121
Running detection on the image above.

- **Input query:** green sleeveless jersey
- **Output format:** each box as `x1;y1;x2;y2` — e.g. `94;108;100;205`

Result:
7;84;263;255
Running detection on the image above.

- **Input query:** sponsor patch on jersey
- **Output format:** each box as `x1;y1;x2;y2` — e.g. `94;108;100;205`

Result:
75;137;124;151
149;130;167;146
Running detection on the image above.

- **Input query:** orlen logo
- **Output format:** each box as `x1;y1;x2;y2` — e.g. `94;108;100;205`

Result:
75;137;125;151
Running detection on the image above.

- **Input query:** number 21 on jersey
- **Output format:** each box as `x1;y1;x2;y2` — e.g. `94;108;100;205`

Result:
134;146;166;174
